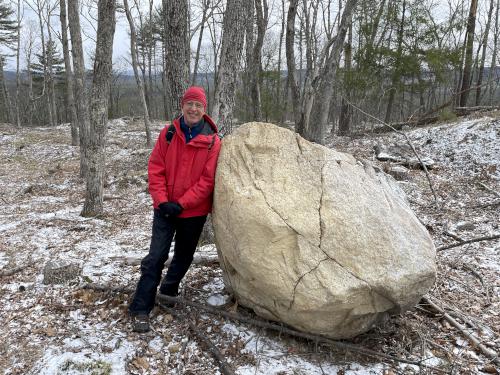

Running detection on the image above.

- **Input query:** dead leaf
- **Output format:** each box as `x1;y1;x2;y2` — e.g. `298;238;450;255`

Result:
44;327;56;337
481;365;499;374
132;356;149;370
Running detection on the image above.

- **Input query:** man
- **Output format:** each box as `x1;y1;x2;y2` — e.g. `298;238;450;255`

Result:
129;86;221;333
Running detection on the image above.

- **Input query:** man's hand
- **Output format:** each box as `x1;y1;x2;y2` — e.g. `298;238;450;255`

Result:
158;202;183;218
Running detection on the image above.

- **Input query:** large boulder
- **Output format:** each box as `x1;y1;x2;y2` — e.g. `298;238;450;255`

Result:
212;122;436;339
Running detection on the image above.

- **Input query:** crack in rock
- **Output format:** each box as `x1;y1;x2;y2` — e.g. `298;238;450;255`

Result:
288;257;329;309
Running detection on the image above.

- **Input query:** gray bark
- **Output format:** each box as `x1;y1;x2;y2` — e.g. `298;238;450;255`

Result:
285;0;301;130
250;0;268;121
15;0;21;127
68;0;90;178
34;0;54;126
459;0;478;107
307;0;358;144
0;56;13;123
211;0;246;133
475;0;494;106
163;0;189;118
81;0;116;217
192;0;210;85
489;0;500;105
60;0;78;145
124;0;152;146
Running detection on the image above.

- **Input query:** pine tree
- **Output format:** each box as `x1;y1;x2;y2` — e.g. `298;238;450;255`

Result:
0;0;16;47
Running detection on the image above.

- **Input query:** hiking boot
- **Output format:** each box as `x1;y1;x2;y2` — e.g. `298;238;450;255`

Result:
131;314;150;333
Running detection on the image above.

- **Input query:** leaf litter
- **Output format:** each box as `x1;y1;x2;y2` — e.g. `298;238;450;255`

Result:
0;114;498;374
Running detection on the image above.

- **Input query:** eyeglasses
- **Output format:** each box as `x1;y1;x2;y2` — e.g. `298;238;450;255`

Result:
184;101;204;110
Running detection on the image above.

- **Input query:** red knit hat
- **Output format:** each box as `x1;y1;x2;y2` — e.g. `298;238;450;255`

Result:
181;86;207;110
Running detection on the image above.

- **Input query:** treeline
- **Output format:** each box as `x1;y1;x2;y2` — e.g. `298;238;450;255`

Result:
0;0;499;215
1;0;499;139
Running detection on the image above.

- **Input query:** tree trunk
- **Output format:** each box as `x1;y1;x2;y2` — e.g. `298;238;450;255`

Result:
81;0;116;217
34;0;54;126
68;0;91;178
0;57;13;124
15;0;21;127
307;0;358;144
46;12;58;126
249;0;268;121
60;0;79;145
192;0;210;85
123;0;152;146
285;0;301;131
338;23;353;135
276;0;286;121
459;0;478;107
163;0;189;119
489;0;500;105
475;0;495;106
243;0;255;120
211;0;247;134
384;0;406;124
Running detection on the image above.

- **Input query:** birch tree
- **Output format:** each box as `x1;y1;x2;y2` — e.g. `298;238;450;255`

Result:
81;0;116;217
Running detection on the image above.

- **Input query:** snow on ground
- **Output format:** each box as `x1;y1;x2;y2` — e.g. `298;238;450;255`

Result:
0;115;499;374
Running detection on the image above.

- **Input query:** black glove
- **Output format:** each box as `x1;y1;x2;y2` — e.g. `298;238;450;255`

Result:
158;202;183;218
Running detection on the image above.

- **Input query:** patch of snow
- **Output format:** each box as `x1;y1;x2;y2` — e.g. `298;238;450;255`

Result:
207;293;231;306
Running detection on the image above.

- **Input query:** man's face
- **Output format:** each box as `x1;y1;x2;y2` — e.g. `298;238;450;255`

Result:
182;101;205;126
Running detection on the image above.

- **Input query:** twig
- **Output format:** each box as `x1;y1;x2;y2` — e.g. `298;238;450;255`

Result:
158;304;235;375
421;296;499;366
437;234;500;252
342;97;439;207
0;262;34;277
443;231;464;243
477;182;500;197
462;264;491;303
468;200;500;209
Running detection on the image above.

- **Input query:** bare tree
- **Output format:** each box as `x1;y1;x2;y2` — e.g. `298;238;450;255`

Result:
163;0;189;119
211;0;247;133
306;0;358;144
489;0;500;104
285;0;301;130
81;0;116;217
249;0;269;121
475;0;495;105
68;0;91;177
123;0;152;146
15;0;22;127
60;0;78;145
459;0;478;107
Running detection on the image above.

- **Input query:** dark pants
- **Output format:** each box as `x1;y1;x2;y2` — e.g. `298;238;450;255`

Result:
129;210;207;315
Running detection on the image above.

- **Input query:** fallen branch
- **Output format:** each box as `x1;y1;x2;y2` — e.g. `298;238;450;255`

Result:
0;262;33;277
160;304;236;375
80;284;445;372
477;182;500;198
461;264;491;303
421;296;499;366
437;234;500;252
469;200;500;209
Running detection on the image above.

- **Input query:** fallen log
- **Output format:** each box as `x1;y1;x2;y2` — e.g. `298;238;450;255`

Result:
437;233;500;252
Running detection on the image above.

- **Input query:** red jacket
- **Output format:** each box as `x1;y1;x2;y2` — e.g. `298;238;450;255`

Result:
148;114;221;218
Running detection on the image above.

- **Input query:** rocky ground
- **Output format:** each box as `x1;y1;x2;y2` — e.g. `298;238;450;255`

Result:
0;114;498;374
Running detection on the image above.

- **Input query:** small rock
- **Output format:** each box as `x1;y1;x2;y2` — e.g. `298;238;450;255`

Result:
454;221;476;231
386;165;410;181
43;261;81;284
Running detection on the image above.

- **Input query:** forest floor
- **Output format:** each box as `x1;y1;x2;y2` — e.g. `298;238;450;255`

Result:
0;113;498;375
